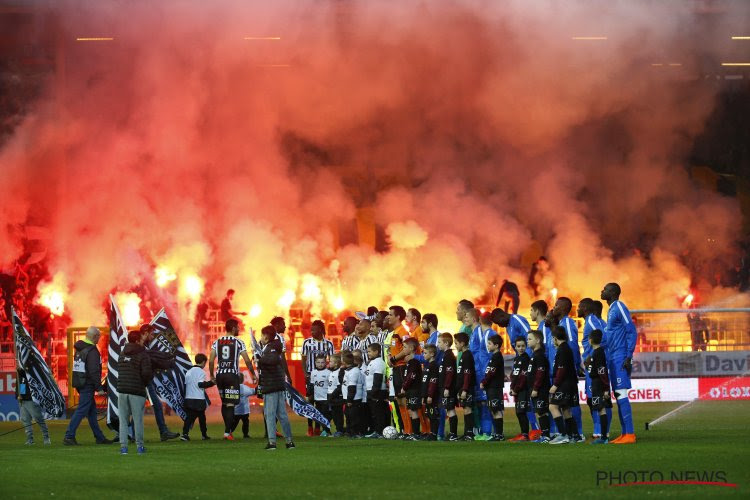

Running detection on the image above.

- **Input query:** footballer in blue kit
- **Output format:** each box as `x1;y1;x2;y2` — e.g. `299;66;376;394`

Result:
578;298;611;438
601;283;638;444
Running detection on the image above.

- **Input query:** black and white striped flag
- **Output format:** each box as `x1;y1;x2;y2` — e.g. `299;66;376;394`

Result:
251;331;329;428
106;295;128;430
147;308;209;419
12;308;65;419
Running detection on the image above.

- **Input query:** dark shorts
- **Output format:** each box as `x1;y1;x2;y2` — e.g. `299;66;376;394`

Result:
514;390;529;412
216;373;240;404
486;389;504;412
589;392;613;411
406;395;423;411
457;391;474;408
425;403;439;419
392;366;406;395
440;395;457;411
549;390;579;408
532;393;549;413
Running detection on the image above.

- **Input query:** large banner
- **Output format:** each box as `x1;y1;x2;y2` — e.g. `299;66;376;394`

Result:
698;376;750;401
106;296;129;429
147;308;209;419
630;351;750;378
501;351;750;378
12;308;65;419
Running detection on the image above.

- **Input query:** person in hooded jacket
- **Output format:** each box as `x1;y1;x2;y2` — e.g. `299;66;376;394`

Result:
117;329;153;454
64;327;114;446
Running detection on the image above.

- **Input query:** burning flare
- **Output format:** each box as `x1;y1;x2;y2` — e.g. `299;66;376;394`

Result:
36;273;69;317
180;274;204;302
155;266;177;288
114;292;142;327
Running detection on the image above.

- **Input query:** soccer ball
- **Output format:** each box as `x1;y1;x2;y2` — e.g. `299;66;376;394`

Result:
383;426;398;440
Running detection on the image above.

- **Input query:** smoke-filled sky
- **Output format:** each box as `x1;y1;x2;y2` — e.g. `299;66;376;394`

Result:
2;0;748;327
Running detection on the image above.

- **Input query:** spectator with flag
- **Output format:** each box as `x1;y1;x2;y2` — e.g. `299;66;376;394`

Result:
139;324;180;441
16;363;50;445
117;329;154;455
12;307;64;443
258;325;295;450
64;327;114;446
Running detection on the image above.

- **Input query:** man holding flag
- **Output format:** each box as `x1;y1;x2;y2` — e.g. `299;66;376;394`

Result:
258;325;295;451
12;307;64;445
64;327;114;445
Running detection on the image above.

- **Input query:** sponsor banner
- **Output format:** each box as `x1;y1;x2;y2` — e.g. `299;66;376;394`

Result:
0;371;17;394
698;376;750;401
630;351;750;378
0;395;21;421
0;372;21;421
497;377;699;403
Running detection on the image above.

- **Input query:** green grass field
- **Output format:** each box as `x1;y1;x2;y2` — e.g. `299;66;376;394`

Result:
0;401;748;499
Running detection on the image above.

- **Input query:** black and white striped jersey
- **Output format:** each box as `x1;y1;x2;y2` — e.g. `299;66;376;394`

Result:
212;336;247;375
356;335;379;364
340;334;358;352
301;337;334;373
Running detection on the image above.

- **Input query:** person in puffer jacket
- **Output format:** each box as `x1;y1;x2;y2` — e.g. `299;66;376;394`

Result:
117;330;153;454
258;325;294;451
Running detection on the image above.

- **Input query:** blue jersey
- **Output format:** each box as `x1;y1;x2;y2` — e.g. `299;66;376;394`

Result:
469;325;493;398
541;320;557;378
427;330;439;347
469;325;492;368
582;314;607;360
507;314;530;343
559;316;581;369
421;330;443;365
604;300;637;360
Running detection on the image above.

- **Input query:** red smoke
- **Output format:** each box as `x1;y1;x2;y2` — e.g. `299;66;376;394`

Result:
1;1;748;327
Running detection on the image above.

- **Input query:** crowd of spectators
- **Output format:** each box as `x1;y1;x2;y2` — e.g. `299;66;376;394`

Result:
0;258;62;356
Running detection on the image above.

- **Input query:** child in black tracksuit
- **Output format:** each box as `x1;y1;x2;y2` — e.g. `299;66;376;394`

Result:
587;329;613;444
398;338;423;440
509;337;531;441
454;332;476;441
421;344;440;440
437;332;458;440
480;334;505;441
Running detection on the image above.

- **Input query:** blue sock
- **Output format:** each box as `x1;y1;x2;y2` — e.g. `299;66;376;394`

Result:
605;407;613;435
526;410;538;430
438;408;446;437
483;407;494;435
590;408;601;435
619;398;634;434
572;406;583;435
549;417;557;434
616;400;625;434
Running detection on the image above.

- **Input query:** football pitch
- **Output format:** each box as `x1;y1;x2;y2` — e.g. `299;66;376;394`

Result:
0;401;747;499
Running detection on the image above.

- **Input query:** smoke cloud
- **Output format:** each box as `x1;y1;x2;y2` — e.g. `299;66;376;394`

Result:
2;0;748;328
